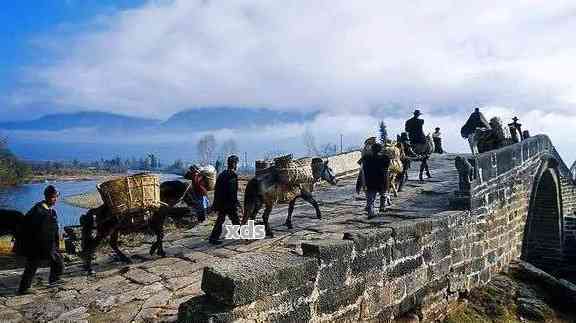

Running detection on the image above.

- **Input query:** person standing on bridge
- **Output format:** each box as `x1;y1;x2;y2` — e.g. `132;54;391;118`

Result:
362;143;391;218
16;185;64;295
208;155;241;244
432;127;444;154
405;109;426;146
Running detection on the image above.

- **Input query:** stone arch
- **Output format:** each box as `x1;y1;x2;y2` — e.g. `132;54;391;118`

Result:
522;158;564;271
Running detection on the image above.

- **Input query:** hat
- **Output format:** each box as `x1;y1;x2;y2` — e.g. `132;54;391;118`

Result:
227;155;239;164
44;185;59;198
512;116;519;122
413;109;422;116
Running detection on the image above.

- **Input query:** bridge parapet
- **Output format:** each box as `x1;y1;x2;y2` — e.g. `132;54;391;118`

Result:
472;134;572;186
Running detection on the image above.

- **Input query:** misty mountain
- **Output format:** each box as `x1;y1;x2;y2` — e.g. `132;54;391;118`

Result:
0;111;161;131
162;107;317;130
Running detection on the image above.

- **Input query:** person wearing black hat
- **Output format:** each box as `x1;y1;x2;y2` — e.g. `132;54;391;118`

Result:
405;110;426;145
507;116;523;143
208;155;241;244
16;185;63;294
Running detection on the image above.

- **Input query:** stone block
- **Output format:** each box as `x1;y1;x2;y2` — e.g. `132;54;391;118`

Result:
351;246;389;276
343;228;393;252
316;282;365;315
302;240;353;290
392;238;423;260
387;220;433;241
361;286;394;319
201;251;318;306
389;256;423;278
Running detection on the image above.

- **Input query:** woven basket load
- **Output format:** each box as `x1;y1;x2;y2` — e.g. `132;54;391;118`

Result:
199;165;217;191
274;154;293;168
276;158;315;186
383;143;403;174
97;173;161;216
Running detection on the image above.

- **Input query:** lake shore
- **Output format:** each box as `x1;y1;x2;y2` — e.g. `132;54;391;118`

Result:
24;173;128;184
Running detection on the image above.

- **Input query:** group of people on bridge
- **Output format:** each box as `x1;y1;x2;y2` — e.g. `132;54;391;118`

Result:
357;109;443;218
3;107;530;295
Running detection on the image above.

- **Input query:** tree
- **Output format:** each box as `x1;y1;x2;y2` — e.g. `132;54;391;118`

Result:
379;121;388;143
220;139;238;159
0;136;31;186
197;134;217;165
302;127;319;156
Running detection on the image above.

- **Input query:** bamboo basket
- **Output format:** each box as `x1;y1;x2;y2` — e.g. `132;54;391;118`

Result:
97;173;161;216
277;158;315;186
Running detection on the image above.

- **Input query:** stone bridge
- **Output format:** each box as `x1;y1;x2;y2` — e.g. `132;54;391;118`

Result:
0;135;574;322
178;134;575;322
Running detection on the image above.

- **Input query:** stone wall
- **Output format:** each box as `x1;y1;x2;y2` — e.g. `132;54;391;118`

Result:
178;203;527;322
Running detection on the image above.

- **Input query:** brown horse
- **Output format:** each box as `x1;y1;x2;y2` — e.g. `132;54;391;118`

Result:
242;158;337;237
411;134;435;181
80;180;201;274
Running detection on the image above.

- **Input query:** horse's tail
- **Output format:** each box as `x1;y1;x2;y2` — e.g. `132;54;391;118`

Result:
243;177;262;224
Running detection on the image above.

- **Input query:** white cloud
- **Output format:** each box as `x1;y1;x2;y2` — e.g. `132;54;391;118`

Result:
8;0;576;118
4;0;576;163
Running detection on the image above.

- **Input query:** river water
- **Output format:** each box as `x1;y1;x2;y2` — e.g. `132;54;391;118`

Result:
0;173;182;228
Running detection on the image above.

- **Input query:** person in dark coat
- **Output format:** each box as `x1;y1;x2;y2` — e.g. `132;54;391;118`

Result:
507;116;523;143
362;144;391;218
208;155;241;244
405;109;426;145
17;185;63;294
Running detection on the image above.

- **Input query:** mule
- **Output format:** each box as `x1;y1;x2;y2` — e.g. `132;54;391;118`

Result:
242;158;337;237
0;209;23;238
411;134;435;181
80;180;202;273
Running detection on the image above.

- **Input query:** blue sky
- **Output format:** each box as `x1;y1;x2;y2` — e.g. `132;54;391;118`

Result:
0;0;144;110
2;1;576;164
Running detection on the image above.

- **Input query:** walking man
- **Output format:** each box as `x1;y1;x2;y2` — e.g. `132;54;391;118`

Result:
208;155;241;244
17;185;63;294
362;143;391;218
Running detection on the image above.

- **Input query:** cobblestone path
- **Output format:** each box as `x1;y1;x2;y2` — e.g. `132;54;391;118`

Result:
0;154;461;322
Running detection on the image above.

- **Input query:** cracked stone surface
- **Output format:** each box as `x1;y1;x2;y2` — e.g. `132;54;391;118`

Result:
0;154;459;322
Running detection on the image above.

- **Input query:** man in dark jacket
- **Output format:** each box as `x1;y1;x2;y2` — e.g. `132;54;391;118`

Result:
362;144;391;218
208;155;241;244
17;185;63;294
460;107;490;139
405;109;426;145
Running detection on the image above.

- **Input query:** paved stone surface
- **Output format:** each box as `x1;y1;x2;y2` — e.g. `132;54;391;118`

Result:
0;154;459;322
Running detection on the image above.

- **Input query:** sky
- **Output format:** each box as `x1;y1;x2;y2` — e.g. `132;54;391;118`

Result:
2;0;576;164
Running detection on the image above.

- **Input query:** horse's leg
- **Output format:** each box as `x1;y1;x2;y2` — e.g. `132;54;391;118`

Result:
301;191;321;219
286;195;302;229
262;204;274;238
154;213;166;257
110;230;131;264
149;210;166;257
423;157;431;178
390;173;398;197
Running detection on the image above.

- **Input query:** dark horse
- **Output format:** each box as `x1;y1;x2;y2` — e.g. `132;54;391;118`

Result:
242;158;337;237
0;209;24;242
80;180;201;273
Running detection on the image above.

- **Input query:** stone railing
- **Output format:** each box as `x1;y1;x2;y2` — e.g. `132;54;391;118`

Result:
471;134;572;186
179;207;527;322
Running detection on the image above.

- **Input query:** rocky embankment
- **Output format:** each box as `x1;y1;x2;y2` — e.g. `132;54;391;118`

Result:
444;261;576;323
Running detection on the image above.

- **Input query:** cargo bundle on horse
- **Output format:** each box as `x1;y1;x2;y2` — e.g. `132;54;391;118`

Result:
243;154;337;237
0;209;24;254
79;173;205;273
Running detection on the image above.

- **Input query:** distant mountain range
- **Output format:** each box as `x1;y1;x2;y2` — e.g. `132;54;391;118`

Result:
0;108;316;132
